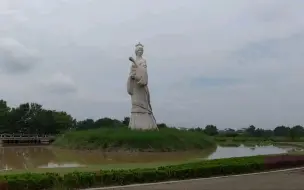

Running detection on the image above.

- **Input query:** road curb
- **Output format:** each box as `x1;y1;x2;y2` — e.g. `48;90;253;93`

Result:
82;166;304;190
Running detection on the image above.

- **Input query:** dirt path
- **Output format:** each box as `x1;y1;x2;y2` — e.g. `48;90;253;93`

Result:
92;168;304;190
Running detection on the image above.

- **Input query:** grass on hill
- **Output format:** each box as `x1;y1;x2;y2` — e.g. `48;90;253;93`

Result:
53;127;216;152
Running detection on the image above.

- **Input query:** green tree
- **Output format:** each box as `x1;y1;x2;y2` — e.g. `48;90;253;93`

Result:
94;117;124;128
223;128;238;137
0;100;75;135
76;119;95;130
157;123;168;129
122;117;130;126
290;125;304;139
274;125;290;136
0;100;10;133
204;125;218;136
246;125;256;136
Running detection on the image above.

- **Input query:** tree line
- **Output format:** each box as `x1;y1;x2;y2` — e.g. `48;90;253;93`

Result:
0;99;303;137
0;100;74;134
188;124;304;138
0;100;132;135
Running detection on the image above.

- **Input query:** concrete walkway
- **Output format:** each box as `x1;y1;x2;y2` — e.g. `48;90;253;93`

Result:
85;168;304;190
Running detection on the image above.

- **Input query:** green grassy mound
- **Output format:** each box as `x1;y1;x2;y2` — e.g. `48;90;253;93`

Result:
53;127;216;152
1;154;304;190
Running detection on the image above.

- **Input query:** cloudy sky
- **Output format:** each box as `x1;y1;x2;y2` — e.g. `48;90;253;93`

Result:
0;0;303;129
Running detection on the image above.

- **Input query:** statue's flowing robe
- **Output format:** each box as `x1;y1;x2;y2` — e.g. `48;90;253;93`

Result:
127;59;158;130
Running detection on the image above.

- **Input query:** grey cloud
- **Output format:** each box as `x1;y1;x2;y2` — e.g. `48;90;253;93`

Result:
39;72;77;94
190;77;243;88
232;32;304;65
0;38;39;74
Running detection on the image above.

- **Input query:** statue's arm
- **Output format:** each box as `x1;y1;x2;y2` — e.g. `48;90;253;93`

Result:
136;60;148;86
127;65;136;95
129;65;136;79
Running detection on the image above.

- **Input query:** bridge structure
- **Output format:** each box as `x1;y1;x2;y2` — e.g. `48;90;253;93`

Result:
0;134;56;146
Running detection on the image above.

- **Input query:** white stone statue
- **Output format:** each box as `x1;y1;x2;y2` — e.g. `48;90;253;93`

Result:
127;43;158;130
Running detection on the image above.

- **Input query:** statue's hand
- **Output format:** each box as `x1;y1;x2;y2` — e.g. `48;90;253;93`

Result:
129;57;135;63
130;68;136;79
129;57;138;68
137;77;146;86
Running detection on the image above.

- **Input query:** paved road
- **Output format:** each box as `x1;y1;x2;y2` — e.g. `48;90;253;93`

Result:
94;168;304;190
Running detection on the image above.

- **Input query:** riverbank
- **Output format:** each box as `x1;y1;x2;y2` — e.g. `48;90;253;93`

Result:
1;154;304;190
220;140;304;147
214;136;304;148
214;136;304;143
53;128;216;152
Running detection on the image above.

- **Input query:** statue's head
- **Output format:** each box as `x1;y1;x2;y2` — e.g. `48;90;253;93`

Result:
135;42;144;56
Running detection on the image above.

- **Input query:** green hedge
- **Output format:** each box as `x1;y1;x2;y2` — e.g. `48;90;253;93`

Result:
1;155;304;190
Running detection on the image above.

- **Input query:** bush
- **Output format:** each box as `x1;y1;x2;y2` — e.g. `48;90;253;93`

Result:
1;154;304;189
53;127;215;152
264;154;304;169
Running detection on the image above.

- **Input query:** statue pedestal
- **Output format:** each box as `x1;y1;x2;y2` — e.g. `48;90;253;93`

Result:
129;113;158;130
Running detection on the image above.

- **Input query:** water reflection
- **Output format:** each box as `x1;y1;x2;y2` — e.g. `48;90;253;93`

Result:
38;162;85;168
207;144;287;160
0;146;215;170
0;144;290;170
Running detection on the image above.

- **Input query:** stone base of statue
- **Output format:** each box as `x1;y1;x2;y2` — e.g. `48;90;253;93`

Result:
129;112;158;130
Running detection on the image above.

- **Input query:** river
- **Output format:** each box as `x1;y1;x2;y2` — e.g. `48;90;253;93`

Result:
0;144;293;171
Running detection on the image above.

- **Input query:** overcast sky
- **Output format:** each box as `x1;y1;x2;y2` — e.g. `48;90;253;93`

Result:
0;0;303;129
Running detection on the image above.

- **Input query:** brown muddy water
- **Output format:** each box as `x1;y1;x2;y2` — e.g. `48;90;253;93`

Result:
0;144;292;171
